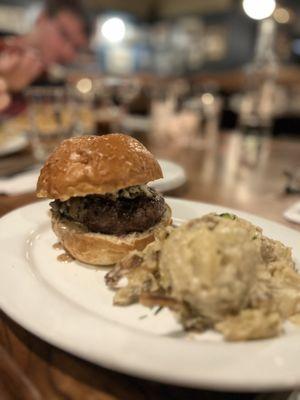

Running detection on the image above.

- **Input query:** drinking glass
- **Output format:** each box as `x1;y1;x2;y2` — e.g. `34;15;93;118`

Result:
26;86;75;163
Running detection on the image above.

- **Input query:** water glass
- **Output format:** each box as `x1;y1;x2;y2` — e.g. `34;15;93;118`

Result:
26;87;75;162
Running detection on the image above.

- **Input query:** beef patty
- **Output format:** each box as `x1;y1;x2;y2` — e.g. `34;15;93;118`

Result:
50;188;166;235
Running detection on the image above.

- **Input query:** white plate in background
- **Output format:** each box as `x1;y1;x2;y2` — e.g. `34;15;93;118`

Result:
284;201;300;224
0;168;40;195
0;134;28;157
150;159;186;192
0;198;300;391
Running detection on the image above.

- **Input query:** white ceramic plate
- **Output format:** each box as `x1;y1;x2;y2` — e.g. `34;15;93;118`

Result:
0;198;300;392
0;168;40;195
0;134;28;157
284;201;300;225
150;160;186;192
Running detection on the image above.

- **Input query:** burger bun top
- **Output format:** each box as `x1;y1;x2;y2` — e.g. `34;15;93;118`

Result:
36;134;163;201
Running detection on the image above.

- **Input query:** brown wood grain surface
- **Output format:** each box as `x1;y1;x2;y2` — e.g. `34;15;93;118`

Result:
0;131;299;400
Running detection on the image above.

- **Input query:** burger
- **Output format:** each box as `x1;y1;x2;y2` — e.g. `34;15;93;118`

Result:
36;134;171;266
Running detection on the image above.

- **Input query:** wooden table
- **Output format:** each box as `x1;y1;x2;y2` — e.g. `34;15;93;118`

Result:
0;131;299;400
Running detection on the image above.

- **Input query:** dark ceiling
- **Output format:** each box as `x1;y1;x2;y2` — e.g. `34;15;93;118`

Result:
0;0;298;20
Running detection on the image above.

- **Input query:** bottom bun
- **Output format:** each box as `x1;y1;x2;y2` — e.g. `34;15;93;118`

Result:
51;204;172;266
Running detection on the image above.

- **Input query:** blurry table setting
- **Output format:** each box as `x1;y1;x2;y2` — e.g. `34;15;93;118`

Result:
0;127;300;399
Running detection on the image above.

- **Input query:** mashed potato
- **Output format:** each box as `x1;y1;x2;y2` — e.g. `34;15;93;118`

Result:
106;213;299;341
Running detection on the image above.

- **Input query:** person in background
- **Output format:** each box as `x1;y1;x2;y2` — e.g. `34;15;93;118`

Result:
0;0;91;80
0;46;43;92
10;0;91;67
0;0;92;113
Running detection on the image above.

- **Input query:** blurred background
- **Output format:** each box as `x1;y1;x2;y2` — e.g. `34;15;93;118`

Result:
0;0;300;172
2;2;300;396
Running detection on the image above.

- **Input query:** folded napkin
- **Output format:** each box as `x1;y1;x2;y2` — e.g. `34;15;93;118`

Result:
0;168;40;195
283;201;300;224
